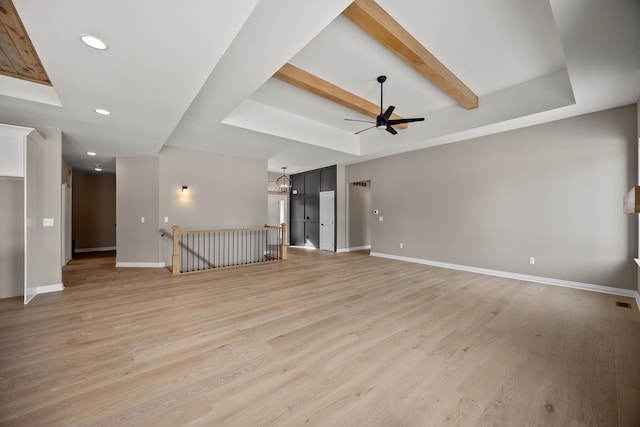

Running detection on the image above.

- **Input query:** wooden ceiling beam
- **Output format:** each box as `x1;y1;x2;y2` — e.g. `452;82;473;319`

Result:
343;0;478;109
0;0;51;85
273;62;408;129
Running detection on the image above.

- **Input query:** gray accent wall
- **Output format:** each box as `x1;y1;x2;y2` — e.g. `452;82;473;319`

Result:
637;97;640;295
336;164;346;251
0;178;23;298
116;156;160;264
116;147;267;266
158;146;267;265
346;105;638;290
158;146;266;229
36;128;62;289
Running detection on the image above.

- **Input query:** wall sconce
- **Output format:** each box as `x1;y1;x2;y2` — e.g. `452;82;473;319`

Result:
181;186;189;196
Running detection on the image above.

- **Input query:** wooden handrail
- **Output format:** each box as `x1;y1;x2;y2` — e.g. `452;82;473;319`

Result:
171;225;282;234
169;224;287;275
159;228;173;238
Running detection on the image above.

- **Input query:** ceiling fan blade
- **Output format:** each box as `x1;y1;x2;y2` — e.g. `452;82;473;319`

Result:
345;118;376;124
386;125;398;135
355;125;377;135
387;117;425;125
382;105;395;119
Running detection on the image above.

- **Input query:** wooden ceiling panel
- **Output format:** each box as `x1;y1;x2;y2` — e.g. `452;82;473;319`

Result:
0;0;51;85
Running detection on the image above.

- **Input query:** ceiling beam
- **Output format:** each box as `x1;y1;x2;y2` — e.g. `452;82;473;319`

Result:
273;62;408;129
343;0;478;109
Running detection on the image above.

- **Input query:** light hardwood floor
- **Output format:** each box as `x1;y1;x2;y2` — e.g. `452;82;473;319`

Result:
1;248;639;426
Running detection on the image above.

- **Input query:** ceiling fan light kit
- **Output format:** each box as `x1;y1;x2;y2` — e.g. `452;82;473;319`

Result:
345;75;424;135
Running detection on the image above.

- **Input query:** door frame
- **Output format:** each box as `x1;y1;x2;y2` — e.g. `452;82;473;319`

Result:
320;190;335;251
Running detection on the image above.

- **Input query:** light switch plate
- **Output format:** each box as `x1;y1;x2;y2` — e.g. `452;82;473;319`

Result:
379;216;383;222
43;218;54;227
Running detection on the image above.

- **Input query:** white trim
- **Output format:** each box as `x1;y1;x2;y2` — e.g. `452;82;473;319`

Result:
24;292;36;304
339;245;371;253
75;246;116;253
36;283;64;294
371;252;640;307
116;262;165;268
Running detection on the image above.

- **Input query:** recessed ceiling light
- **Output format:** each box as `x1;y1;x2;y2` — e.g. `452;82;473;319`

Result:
80;34;108;50
87;151;97;156
95;108;111;116
94;164;103;172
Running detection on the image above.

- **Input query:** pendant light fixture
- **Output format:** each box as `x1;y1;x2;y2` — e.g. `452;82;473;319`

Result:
276;167;291;193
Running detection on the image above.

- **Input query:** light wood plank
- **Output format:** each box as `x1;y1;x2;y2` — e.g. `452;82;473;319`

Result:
273;63;408;129
0;248;637;426
343;0;478;109
0;0;50;85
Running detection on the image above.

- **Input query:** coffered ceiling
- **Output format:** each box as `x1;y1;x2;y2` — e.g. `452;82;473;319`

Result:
0;0;638;174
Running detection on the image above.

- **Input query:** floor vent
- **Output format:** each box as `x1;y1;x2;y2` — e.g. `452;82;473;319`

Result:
615;301;631;308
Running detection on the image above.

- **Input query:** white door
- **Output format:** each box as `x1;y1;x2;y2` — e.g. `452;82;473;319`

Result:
320;191;335;251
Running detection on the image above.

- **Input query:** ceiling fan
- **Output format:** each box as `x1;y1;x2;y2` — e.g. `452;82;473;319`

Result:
345;75;425;135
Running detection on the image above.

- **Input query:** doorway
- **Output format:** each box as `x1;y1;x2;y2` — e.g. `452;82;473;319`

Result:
320;191;335;251
347;180;371;251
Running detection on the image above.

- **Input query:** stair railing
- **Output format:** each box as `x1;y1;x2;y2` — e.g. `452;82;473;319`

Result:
161;224;287;275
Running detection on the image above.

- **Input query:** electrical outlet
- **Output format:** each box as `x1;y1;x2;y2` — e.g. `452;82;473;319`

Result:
400;243;403;249
379;216;383;222
164;217;169;223
141;217;145;223
529;257;535;265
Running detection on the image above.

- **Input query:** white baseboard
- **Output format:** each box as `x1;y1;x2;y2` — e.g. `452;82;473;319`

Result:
75;246;116;253
116;262;165;268
371;252;640;309
338;245;371;253
36;283;64;294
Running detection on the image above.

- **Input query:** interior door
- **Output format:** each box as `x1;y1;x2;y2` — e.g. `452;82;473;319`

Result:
319;191;335;251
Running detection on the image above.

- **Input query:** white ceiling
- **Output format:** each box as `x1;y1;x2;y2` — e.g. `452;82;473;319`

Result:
0;0;638;174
